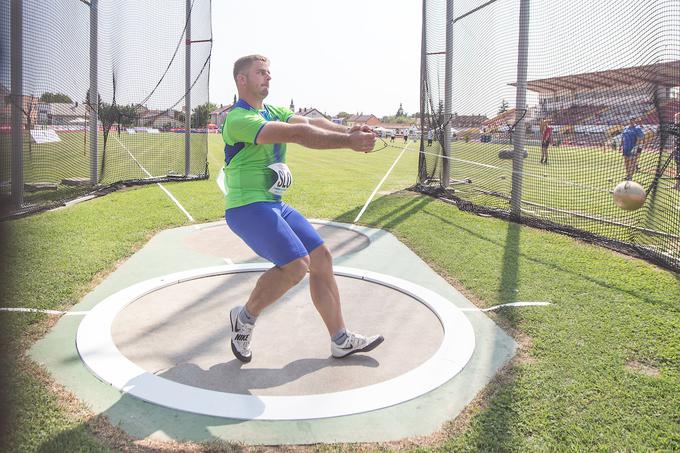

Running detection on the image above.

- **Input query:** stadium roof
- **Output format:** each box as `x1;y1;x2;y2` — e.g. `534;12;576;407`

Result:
513;60;680;94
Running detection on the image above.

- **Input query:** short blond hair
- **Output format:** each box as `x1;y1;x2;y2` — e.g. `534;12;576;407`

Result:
233;55;269;80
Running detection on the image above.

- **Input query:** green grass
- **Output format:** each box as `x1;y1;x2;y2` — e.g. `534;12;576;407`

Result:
0;131;208;206
426;140;680;261
1;134;679;451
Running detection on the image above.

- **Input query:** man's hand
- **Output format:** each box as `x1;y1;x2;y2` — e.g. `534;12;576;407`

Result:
347;124;377;135
348;131;376;152
349;124;375;134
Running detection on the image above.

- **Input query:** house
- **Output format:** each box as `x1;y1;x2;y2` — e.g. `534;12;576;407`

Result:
144;112;183;130
345;113;380;127
376;122;416;136
137;107;183;129
1;84;39;126
210;104;233;128
37;102;88;125
296;107;327;120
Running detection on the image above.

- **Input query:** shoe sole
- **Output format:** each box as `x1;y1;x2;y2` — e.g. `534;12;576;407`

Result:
333;335;385;359
229;308;252;363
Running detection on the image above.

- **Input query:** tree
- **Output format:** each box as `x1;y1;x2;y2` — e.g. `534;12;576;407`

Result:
436;100;445;127
24;94;36;160
39;92;72;103
498;99;509;115
336;112;350;119
87;74;120;179
117;104;139;129
192;102;218;128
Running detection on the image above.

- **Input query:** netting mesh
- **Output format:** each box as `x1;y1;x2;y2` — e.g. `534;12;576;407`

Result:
419;0;680;271
1;0;212;217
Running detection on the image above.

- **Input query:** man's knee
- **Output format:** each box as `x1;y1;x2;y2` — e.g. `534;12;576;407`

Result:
281;256;310;285
309;244;332;272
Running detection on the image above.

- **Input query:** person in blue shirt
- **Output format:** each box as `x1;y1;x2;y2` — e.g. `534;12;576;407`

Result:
620;118;645;180
673;112;680;190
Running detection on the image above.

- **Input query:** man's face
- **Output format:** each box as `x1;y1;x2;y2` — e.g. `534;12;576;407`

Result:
241;60;271;99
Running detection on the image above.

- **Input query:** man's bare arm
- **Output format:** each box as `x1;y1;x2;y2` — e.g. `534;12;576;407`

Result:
257;121;375;152
289;115;373;134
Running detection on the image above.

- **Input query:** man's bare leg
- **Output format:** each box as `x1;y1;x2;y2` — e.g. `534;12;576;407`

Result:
244;256;310;316
308;244;345;335
307;244;383;358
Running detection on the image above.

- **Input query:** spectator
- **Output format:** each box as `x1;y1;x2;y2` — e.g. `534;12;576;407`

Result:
540;119;553;164
673;112;680;190
620;118;645;180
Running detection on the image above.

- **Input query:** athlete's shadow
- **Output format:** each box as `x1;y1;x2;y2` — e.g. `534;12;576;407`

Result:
158;355;379;394
74;355;380;446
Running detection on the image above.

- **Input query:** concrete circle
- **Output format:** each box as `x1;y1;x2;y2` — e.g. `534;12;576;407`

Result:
111;273;444;396
184;221;370;261
76;264;475;420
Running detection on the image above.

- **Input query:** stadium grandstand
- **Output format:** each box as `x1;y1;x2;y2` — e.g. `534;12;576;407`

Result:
487;61;680;148
522;61;679;127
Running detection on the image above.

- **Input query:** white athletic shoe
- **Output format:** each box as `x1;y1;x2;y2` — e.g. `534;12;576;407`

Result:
229;306;254;363
331;330;384;358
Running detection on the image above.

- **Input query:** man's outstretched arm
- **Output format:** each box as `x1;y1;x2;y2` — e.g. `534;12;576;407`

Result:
289;115;374;134
289;115;347;133
257;121;375;152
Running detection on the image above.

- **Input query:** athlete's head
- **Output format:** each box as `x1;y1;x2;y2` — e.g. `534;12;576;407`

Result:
233;55;271;100
629;118;636;126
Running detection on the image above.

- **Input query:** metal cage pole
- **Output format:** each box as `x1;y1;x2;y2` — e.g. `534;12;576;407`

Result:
442;0;453;188
89;0;98;185
418;0;427;182
11;0;23;207
184;0;192;176
510;0;530;219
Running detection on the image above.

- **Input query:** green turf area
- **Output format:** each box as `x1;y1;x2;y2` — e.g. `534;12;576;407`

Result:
423;140;680;262
1;134;678;451
0;131;208;206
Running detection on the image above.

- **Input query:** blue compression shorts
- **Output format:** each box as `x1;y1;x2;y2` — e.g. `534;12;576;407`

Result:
225;201;324;267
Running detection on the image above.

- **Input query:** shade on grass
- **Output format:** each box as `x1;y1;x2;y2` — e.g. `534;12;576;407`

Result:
1;135;678;451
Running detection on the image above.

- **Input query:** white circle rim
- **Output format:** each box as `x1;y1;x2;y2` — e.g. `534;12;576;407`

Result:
76;264;475;420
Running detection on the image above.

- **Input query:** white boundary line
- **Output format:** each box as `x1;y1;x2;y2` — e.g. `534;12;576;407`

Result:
1;301;549;317
76;264;475;420
354;142;410;223
0;307;89;316
111;135;194;222
459;301;551;312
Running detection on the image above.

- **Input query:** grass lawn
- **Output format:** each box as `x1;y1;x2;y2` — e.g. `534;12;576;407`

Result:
0;134;678;451
0;131;209;206
424;140;680;262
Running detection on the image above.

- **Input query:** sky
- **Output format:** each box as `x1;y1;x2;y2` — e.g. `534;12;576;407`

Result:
209;0;422;119
209;0;679;120
2;0;676;119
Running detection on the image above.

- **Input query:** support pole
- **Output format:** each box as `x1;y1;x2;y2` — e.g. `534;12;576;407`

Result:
184;0;192;176
89;0;98;185
510;0;530;219
418;0;427;182
442;0;453;188
11;0;23;207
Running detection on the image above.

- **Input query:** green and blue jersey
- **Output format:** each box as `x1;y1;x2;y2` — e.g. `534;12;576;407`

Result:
221;99;294;209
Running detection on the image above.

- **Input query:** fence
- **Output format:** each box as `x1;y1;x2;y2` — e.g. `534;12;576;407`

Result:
1;0;212;218
419;0;680;272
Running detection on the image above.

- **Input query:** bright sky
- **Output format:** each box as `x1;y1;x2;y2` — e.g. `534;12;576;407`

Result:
209;0;422;119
